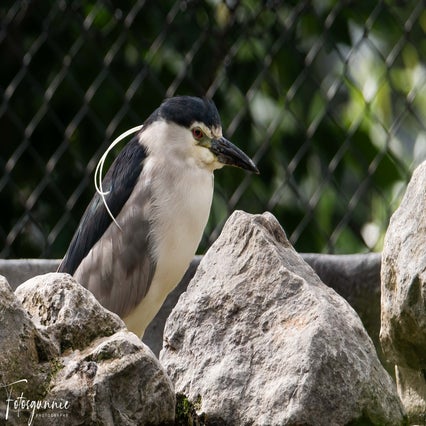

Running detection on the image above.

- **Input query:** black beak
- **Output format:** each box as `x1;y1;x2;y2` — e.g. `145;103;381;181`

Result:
210;137;259;174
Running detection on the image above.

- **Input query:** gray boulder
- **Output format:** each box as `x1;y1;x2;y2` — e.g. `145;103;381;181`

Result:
46;329;175;426
0;273;174;425
0;276;52;425
380;161;426;423
15;273;125;354
161;211;405;425
301;252;388;372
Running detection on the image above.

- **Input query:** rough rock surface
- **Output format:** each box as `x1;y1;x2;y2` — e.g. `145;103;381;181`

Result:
380;161;426;423
15;273;125;354
302;252;387;372
0;273;174;425
161;211;405;426
46;330;175;426
0;275;51;423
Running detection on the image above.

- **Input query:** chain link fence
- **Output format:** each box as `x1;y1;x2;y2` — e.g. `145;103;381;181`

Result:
1;0;425;259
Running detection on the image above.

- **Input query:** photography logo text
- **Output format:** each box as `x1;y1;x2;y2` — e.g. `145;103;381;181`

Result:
1;379;70;425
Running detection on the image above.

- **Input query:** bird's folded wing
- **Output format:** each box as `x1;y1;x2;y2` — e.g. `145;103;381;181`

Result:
58;136;156;317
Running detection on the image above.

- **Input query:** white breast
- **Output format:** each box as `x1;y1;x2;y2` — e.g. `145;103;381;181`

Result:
124;155;214;336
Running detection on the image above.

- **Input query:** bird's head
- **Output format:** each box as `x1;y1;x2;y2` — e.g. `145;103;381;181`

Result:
141;96;259;174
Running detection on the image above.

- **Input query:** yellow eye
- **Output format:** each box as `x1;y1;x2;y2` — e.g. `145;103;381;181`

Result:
192;128;204;140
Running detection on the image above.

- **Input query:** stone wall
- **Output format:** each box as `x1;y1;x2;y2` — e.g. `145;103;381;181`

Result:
0;253;385;366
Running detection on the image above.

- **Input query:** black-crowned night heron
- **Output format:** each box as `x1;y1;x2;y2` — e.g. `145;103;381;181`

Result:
58;96;258;337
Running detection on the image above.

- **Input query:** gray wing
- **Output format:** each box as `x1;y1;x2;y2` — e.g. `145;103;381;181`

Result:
59;135;157;318
95;177;157;318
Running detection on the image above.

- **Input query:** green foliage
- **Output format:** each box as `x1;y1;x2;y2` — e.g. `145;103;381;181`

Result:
0;0;423;257
175;393;204;426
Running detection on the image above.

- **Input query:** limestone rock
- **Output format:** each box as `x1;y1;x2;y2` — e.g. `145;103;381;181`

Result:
302;253;388;372
0;273;175;425
395;365;426;425
380;160;426;423
161;211;405;426
47;330;175;425
0;276;52;424
15;273;125;353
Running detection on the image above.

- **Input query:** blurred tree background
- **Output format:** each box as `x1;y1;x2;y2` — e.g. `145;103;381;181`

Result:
0;0;425;258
